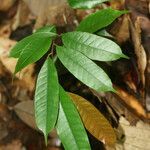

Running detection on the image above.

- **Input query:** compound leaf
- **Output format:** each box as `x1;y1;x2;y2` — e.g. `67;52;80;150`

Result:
56;46;114;92
34;58;59;144
77;8;128;33
62;31;128;61
67;0;108;9
56;86;91;150
69;93;116;146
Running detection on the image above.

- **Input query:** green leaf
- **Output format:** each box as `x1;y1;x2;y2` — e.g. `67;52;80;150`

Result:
10;35;33;58
67;0;109;9
77;8;128;33
34;58;59;144
9;26;56;73
96;29;113;38
14;35;52;73
56;86;91;150
62;31;128;61
10;26;56;58
35;25;57;36
56;46;114;92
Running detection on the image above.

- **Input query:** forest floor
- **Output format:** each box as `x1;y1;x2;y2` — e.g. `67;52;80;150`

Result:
0;0;150;150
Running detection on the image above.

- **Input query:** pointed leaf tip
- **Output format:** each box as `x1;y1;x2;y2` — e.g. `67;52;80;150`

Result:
62;31;126;61
44;134;48;146
121;54;129;59
69;93;116;146
56;46;113;92
77;8;129;33
35;58;59;143
56;86;91;150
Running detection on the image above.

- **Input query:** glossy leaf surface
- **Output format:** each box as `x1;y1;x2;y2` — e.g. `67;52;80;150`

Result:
67;0;108;9
9;26;56;73
69;93;116;146
56;86;91;150
96;29;113;38
62;31;128;61
10;26;56;58
56;46;114;92
35;58;59;144
77;8;128;33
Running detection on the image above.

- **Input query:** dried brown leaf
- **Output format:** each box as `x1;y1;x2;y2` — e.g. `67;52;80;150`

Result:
22;0;75;29
69;93;116;146
12;0;31;30
0;38;35;91
14;100;37;130
109;14;130;44
34;4;75;29
129;17;147;87
138;16;150;111
14;100;58;141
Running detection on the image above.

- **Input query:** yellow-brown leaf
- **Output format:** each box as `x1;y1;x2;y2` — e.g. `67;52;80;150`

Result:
69;93;116;146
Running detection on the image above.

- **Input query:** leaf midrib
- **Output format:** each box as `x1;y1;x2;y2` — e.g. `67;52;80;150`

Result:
16;38;32;57
34;32;57;36
12;32;55;57
16;38;51;72
60;100;80;150
63;34;121;57
46;62;49;136
72;0;108;8
60;47;110;90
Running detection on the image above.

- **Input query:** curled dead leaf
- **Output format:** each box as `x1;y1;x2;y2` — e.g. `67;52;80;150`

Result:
114;14;130;44
69;93;116;146
0;23;11;38
129;17;147;87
